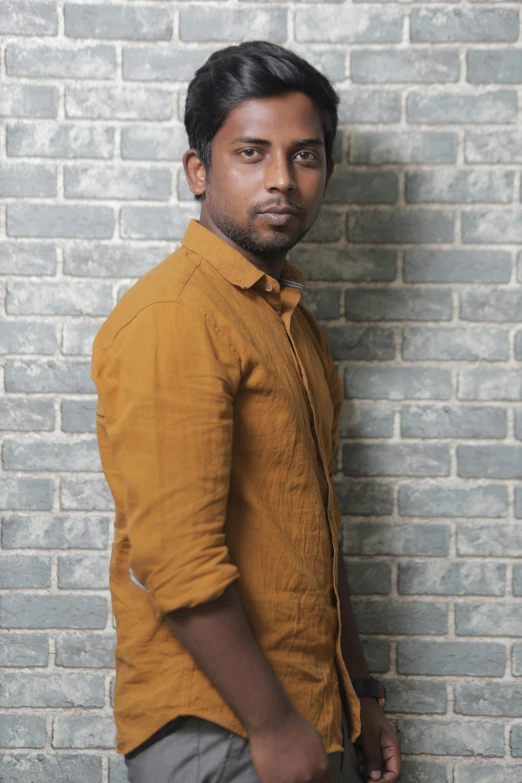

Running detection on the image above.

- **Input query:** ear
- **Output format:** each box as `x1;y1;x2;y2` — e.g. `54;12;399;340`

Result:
183;149;207;198
324;155;335;194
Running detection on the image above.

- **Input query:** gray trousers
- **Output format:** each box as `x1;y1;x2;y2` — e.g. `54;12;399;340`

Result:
125;712;364;783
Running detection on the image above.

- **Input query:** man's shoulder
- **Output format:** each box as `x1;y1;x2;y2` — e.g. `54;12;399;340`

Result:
93;244;209;353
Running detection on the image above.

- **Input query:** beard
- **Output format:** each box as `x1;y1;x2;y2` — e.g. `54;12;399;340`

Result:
207;197;313;259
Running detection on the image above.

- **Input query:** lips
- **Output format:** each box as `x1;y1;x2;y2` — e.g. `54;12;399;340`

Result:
258;206;299;216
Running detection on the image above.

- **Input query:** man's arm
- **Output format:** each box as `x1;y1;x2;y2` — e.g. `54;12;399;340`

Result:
337;554;370;680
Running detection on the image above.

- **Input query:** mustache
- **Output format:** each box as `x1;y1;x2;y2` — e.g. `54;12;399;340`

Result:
248;200;305;217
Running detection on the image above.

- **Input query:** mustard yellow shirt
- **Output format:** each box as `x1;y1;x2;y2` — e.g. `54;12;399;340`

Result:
92;219;361;755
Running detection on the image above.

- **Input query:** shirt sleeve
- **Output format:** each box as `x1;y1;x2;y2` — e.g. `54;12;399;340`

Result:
92;301;241;615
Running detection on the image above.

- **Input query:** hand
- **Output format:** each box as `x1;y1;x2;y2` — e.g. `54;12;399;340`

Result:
354;698;402;782
249;710;333;783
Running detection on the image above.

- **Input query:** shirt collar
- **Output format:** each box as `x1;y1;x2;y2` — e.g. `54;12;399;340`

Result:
181;219;306;290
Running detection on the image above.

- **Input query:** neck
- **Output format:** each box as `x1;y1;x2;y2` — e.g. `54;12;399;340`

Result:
199;211;286;281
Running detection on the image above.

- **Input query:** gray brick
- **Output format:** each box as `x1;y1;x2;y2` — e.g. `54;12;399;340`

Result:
401;405;507;439
0;673;105;707
65;3;173;40
338;89;401;123
345;561;391;595
384;679;447;714
323;326;395;361
397;718;503;756
516;409;522;440
6;43;116;79
123;46;215;81
411;8;519;42
121;126;188;161
0;321;55;354
58;555;110;589
406;170;514;204
109;756;128;783
0;85;58;118
7;281;112;316
512;726;522;757
348;210;454;243
398;640;505;677
0;755;102;783
352;599;447;635
0;633;49;667
514;565;522;597
362;639;390;674
62;323;101;356
300;288;340;320
0;555;51;588
351;50;460;84
0;0;58;35
66;86;173;121
0;163;56;198
345;367;451;400
400;761;447;783
339;403;394;438
65;165;170;201
300;209;342;243
343;523;450;556
7;122;115;159
56;633;115;668
7;204;114;239
1;514;110;550
463;210;522;243
6;359;95;393
349;131;458;164
458;523;522;557
0;716;46;749
61;399;96;433
0;242;57;275
0;477;53;510
3;437;101;472
461;290;522;322
120;206;197;240
404;249;511;283
456;764;522;783
345;288;452;321
64;243;170;278
53;715;116;749
293;49;346;83
334;481;393;516
60;477;114;512
458;445;522;479
466;131;522;164
0;596;107;631
403;327;508;361
407;90;517;125
468;50;522;84
296;7;402;42
343;443;450;477
399;562;505;596
513;644;522;676
180;7;287;42
292;247;396;282
456;683;522;717
325;171;398;205
400;483;507;518
456;603;522;637
459;369;522;401
518;488;522;519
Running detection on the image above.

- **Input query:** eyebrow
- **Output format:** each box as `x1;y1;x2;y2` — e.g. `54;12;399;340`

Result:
231;136;325;147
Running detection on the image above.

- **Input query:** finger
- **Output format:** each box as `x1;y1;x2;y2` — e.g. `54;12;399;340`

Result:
361;735;383;781
379;733;402;782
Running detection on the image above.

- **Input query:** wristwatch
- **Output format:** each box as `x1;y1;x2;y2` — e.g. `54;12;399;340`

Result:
351;676;386;708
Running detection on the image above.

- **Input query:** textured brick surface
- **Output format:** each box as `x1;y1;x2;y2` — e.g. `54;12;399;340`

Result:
1;0;521;773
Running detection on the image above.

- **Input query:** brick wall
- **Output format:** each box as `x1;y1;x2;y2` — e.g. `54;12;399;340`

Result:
0;1;521;781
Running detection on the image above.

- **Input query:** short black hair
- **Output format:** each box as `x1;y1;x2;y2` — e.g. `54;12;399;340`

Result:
184;41;339;180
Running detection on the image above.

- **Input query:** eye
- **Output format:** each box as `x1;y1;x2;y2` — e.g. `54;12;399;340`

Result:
295;151;318;163
239;148;262;160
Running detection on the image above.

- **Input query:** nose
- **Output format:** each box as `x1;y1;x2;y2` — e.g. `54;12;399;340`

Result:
264;151;296;193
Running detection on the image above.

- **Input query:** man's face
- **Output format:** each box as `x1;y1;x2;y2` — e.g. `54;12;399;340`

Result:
187;91;333;260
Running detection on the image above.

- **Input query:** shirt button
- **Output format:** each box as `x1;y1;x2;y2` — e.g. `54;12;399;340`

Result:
265;282;273;292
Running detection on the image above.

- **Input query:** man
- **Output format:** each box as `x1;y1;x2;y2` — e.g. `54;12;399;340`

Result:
92;41;402;783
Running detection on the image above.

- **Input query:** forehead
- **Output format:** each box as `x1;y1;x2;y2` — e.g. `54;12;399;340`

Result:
216;91;325;143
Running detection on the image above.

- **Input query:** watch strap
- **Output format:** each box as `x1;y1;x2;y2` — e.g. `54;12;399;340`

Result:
351;677;386;701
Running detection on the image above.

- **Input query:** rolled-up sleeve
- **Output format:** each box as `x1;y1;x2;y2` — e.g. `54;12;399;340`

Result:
93;301;241;614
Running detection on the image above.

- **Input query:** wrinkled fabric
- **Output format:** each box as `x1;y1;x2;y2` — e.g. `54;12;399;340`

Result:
92;219;361;756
